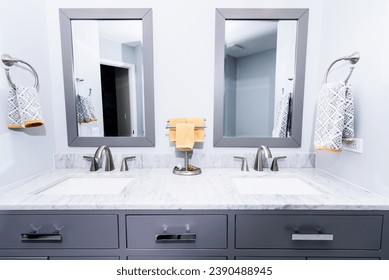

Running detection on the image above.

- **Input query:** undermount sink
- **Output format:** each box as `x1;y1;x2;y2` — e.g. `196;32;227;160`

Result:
38;177;135;195
232;176;323;195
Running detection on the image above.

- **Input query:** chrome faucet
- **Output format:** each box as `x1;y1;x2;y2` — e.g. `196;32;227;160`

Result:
254;145;272;171
94;145;115;171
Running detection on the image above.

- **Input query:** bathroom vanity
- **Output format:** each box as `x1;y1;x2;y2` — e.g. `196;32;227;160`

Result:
0;169;388;260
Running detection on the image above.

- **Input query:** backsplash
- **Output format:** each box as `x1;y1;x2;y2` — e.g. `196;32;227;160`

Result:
54;153;315;169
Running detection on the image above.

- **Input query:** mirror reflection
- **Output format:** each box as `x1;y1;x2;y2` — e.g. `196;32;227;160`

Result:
223;20;297;138
72;20;145;137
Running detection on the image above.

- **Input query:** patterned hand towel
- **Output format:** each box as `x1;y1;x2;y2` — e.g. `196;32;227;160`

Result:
76;94;97;124
7;84;44;128
272;92;291;138
314;82;354;151
7;87;22;128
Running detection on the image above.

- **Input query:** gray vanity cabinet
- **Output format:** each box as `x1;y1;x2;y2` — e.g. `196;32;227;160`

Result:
0;210;388;260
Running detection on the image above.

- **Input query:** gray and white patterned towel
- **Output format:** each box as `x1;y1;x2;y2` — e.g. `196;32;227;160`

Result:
314;82;354;151
272;92;291;138
7;87;22;128
76;94;97;124
7;84;44;128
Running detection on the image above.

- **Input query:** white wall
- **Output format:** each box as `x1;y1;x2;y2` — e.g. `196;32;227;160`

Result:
316;0;389;197
0;0;56;186
2;0;386;198
0;0;324;187
45;0;323;155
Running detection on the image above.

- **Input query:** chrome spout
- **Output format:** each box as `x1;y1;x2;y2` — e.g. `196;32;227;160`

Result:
94;145;115;171
254;145;272;171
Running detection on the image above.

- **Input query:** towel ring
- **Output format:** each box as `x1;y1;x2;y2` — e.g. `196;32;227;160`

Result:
324;52;360;84
1;54;39;89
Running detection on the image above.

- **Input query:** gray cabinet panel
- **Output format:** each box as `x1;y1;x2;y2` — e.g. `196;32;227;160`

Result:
127;256;227;260
0;257;48;260
236;214;383;250
126;215;227;249
49;256;120;260
0;214;118;249
307;257;380;260
235;257;306;260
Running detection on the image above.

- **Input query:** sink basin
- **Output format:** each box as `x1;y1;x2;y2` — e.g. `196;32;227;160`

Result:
232;176;323;195
38;177;135;195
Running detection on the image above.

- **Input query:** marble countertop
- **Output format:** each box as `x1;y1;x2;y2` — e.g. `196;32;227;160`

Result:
0;168;388;210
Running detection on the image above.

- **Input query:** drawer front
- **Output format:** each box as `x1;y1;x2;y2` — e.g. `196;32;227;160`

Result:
236;215;382;250
127;256;227;260
126;215;227;249
50;256;120;260
0;215;118;249
0;257;49;260
235;257;306;260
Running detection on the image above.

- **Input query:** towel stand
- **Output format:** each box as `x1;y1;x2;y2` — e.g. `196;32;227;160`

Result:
166;119;206;176
1;54;39;89
324;52;360;84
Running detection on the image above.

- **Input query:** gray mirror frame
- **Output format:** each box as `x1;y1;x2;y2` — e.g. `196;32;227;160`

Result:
59;8;155;147
213;8;309;147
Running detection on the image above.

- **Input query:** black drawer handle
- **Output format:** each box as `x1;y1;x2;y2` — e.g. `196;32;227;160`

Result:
291;233;334;241
21;231;62;242
155;233;196;243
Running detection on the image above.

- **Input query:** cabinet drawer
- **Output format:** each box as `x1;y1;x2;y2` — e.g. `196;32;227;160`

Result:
0;215;118;249
126;215;227;249
235;257;306;260
49;256;120;260
127;256;227;260
236;215;382;250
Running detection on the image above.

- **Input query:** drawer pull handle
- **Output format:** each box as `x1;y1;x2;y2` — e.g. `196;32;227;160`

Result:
21;231;62;242
292;233;334;241
155;233;196;243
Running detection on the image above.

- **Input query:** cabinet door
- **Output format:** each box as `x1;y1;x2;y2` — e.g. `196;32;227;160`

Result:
236;214;383;250
126;215;227;249
0;214;119;249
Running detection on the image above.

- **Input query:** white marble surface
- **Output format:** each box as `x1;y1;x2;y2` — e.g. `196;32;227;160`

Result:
0;168;388;210
53;152;316;169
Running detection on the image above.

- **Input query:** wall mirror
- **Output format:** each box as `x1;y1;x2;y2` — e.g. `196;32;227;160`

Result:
214;9;309;147
59;8;155;146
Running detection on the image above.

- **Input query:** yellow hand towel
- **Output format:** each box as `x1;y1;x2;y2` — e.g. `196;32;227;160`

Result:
169;118;187;142
187;117;205;142
176;123;195;151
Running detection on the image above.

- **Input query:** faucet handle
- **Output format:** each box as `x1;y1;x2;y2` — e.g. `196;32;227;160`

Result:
270;156;287;172
83;156;98;172
120;156;136;171
234;156;249;172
